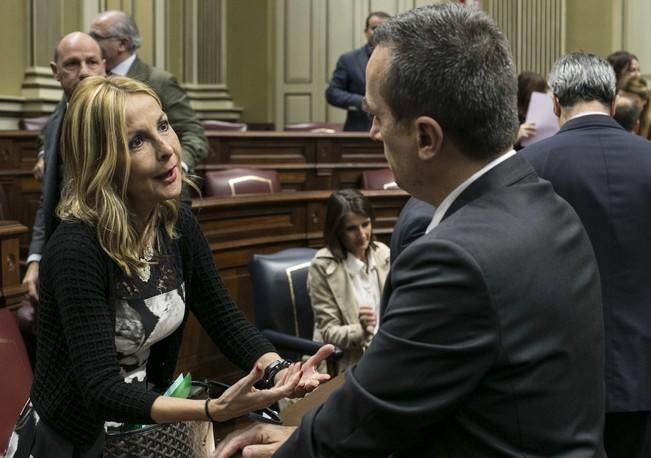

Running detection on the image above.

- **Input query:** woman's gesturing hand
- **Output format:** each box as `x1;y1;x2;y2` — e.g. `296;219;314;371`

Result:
207;362;302;422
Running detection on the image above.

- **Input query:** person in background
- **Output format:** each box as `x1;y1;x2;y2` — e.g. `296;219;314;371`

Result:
607;49;641;89
325;11;390;131
614;94;643;133
22;32;106;302
515;71;548;147
618;75;651;138
308;189;390;375
6;76;332;458
521;52;651;458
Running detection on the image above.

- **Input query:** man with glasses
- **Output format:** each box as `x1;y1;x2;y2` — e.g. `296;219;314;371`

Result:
89;10;208;175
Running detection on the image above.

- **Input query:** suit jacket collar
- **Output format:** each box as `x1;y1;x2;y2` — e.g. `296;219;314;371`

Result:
443;153;536;223
558;113;623;134
126;56;149;80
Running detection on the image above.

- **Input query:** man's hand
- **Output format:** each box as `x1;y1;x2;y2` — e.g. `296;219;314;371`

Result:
23;262;40;301
33;157;45;181
359;304;377;335
212;423;296;458
275;344;335;398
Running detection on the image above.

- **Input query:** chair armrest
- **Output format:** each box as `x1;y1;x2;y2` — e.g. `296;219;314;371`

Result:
262;329;343;361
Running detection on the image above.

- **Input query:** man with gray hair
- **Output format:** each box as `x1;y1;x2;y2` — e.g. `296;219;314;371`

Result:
89;10;207;173
214;5;604;457
522;52;651;458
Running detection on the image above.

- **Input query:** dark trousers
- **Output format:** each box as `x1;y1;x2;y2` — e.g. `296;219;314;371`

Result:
604;411;651;458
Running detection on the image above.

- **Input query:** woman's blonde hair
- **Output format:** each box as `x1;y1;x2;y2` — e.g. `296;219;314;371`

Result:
57;75;183;275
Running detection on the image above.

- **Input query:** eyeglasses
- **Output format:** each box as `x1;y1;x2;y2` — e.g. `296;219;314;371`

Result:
89;32;119;42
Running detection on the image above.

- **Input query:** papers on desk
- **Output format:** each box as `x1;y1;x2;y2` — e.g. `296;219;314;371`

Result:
521;92;560;147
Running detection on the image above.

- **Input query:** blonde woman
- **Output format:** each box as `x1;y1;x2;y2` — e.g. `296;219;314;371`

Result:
6;76;331;457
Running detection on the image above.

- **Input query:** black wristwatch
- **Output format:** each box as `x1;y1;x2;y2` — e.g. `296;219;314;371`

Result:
258;359;291;389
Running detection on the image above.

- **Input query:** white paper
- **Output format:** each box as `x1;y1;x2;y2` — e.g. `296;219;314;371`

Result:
521;92;560;147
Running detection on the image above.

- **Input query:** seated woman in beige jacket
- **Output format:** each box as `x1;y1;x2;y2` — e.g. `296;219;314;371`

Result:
308;189;390;374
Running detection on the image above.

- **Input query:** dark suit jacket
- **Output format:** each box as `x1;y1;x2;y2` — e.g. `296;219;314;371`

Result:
276;154;605;457
325;45;371;132
28;100;66;259
390;197;435;261
521;114;651;413
127;57;208;171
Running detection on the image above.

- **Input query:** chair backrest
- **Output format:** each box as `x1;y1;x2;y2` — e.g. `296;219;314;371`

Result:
19;115;50;131
0;308;33;452
284;122;343;133
201;120;247;132
249;248;317;361
204;168;281;196
361;168;399;190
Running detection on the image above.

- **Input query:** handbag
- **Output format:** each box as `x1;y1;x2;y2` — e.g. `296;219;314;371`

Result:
103;380;282;458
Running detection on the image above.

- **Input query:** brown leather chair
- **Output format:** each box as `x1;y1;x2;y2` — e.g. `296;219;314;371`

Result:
201;120;247;132
361;168;399;190
204;168;281;196
19;115;50;131
284;122;343;133
0;308;33;451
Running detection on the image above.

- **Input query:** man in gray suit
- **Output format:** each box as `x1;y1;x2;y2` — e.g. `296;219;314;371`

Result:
22;32;106;299
214;5;606;457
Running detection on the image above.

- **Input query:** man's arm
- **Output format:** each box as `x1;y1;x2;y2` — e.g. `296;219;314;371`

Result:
325;55;364;111
276;237;499;456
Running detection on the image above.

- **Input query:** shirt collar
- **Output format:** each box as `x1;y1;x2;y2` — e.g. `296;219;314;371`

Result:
344;250;375;275
567;111;610;121
425;149;517;234
109;53;137;76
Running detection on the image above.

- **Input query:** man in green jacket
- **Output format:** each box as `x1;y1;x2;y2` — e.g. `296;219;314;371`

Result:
89;10;208;173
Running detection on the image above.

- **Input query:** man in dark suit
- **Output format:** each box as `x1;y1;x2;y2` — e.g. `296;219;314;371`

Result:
325;11;390;131
521;52;651;458
389;196;435;261
89;10;208;173
214;5;605;457
22;32;106;300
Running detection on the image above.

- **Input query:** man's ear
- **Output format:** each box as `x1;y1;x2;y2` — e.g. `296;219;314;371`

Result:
50;62;60;81
117;38;130;54
415;116;443;161
552;95;562;118
634;119;641;135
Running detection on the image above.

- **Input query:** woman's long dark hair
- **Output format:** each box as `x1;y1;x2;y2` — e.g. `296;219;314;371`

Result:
323;189;376;262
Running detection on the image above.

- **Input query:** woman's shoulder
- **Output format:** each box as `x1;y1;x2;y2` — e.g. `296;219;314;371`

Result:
48;218;97;246
311;248;343;276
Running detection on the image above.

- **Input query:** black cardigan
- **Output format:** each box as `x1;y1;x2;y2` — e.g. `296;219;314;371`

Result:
30;207;274;445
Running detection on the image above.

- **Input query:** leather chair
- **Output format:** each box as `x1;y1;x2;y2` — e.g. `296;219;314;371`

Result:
19;115;50;131
248;248;342;364
204;168;281;196
284;122;343;133
0;308;33;452
201;120;247;132
361;168;400;190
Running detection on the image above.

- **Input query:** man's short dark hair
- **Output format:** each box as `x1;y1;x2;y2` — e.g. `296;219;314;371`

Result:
365;11;391;30
614;96;642;132
323;189;376;262
549;52;616;108
372;4;519;160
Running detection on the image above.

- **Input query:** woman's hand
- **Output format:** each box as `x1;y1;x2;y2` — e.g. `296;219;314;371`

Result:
275;344;335;398
359;304;377;335
517;122;537;143
208;362;302;422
